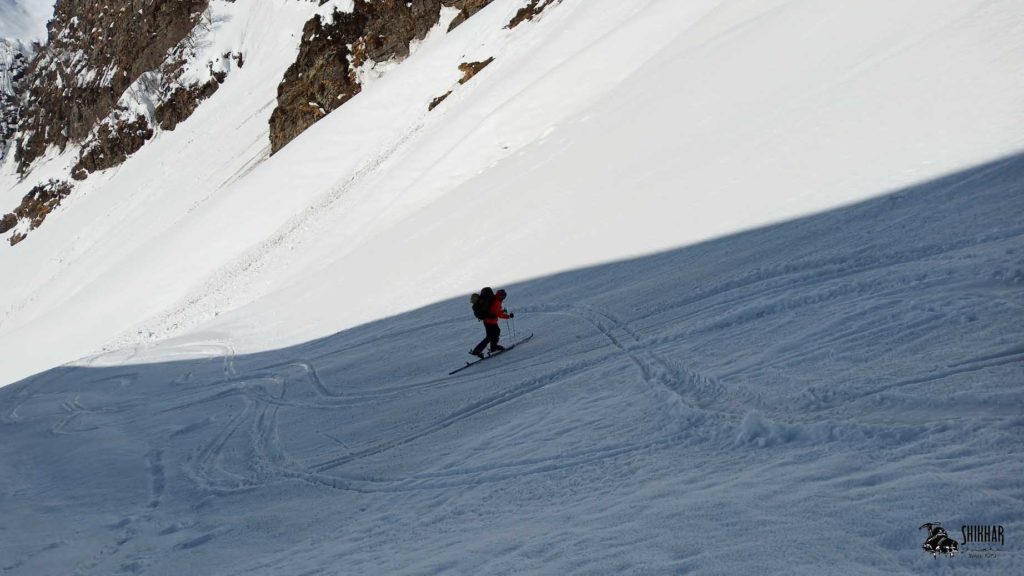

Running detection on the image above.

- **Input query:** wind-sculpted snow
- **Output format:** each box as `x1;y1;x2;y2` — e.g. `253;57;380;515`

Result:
1;156;1021;574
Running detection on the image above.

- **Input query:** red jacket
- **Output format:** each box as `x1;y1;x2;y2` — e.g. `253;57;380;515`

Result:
484;297;510;325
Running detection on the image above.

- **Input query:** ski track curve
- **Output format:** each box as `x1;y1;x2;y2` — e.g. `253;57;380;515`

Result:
164;300;750;495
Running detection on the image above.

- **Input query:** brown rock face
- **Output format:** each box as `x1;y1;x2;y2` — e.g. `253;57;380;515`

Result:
1;179;73;245
1;41;30;155
427;57;494;111
458;58;494;84
154;80;220;132
269;0;494;154
3;0;253;245
72;115;155;177
0;212;15;234
269;5;372;156
428;90;453;111
446;0;493;31
507;0;560;29
14;0;210;174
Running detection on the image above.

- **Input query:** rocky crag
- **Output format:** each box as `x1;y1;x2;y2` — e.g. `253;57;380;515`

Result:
506;0;560;29
2;0;559;245
0;178;72;245
269;0;493;154
0;39;31;157
14;0;213;175
3;0;245;241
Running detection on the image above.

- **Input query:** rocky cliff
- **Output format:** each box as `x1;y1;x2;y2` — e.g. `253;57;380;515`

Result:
2;0;515;245
14;0;212;175
0;39;30;157
2;0;249;241
269;0;493;154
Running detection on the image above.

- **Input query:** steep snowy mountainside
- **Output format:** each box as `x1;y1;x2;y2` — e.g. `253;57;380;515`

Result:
12;0;214;176
148;0;1024;360
0;38;28;151
1;0;1023;386
0;0;491;228
269;0;497;153
0;0;48;160
0;0;1021;574
2;0;495;244
0;0;317;301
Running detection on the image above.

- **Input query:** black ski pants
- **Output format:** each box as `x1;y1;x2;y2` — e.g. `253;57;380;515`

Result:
472;322;501;354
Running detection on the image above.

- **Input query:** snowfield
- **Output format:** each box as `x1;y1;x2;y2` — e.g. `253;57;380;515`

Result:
1;0;1022;573
2;155;1022;574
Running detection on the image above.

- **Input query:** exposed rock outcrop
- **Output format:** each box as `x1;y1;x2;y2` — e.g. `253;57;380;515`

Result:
269;0;494;154
428;57;494;111
428;90;452;111
72;115;154;178
3;0;506;246
0;39;31;156
3;0;256;245
14;0;211;174
458;57;494;84
507;0;560;29
446;0;493;31
1;178;73;245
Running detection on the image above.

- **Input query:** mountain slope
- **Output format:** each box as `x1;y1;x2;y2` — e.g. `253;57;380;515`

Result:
0;153;1021;574
0;0;46;161
0;0;1022;573
0;0;1021;386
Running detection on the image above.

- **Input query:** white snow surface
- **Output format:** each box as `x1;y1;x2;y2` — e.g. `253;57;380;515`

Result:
0;37;25;97
0;0;1023;573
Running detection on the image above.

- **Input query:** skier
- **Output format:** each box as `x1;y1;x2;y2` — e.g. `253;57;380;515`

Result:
470;287;513;359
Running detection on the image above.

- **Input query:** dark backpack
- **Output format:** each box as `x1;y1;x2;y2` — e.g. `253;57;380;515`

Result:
471;292;491;320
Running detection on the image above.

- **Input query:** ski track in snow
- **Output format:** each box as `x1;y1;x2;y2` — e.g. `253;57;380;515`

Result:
1;0;1023;572
2;151;1022;574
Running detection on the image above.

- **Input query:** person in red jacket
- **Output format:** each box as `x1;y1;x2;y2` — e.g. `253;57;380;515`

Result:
471;287;513;358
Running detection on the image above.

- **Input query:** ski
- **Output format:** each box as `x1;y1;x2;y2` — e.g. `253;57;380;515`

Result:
449;333;534;375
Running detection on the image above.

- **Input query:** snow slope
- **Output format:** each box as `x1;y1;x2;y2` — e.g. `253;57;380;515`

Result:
0;0;1022;572
1;0;1022;385
1;153;1021;574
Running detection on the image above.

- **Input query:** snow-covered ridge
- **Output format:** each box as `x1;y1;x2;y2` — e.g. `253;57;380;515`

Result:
0;38;29;152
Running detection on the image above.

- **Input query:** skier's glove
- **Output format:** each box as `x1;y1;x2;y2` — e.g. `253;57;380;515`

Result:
508;312;515;318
